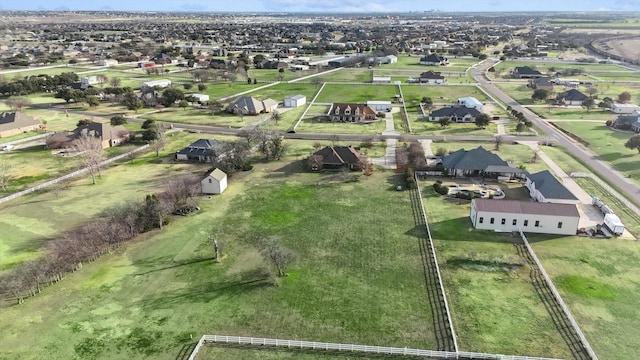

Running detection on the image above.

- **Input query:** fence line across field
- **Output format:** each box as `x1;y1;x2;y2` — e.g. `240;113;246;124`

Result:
188;334;568;360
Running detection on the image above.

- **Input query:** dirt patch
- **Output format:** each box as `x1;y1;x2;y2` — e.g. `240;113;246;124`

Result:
595;37;640;61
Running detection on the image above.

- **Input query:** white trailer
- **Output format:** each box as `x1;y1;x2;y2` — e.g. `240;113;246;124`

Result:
603;213;625;236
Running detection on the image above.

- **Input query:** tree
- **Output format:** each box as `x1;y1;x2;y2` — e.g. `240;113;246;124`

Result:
438;116;451;128
278;68;285;81
421;96;433;111
494;135;504;151
253;54;265;68
178;100;189;110
77;119;93;127
197;83;207;92
86;95;100;107
270;111;281;124
581;98;595;112
0;160;11;192
259;237;295;278
109;77;122;88
207;100;224;115
6;97;31;111
625;135;640;153
531;89;549;102
72;136;105;185
55;88;74;103
587;86;598;98
599;97;613;111
475;113;491;129
618;91;632;104
160;88;184;107
516;121;527;132
121;93;143;112
183;83;193;90
110;115;127;126
141;119;155;130
150;123;166;157
209;232;225;261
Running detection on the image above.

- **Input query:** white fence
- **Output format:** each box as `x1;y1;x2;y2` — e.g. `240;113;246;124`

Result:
0;145;149;205
188;334;566;360
519;230;599;360
397;83;412;133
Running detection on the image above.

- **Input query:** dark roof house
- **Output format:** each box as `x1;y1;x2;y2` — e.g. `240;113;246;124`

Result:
175;139;224;162
428;107;481;123
525;170;579;203
512;66;543;78
441;146;508;177
307;146;362;171
419;53;448;66
226;96;278;115
556;89;588;105
0;111;41;138
46;122;130;149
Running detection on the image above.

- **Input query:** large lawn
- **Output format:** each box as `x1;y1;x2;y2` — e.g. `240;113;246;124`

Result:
549;121;639;181
531;235;640;360
529;107;616;121
399;85;489;108
410;120;498;137
421;186;572;358
0;167;438;359
314;84;399;103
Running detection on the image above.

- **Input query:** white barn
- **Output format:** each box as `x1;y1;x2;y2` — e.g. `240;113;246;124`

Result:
525;170;579;204
284;94;306;108
140;79;172;90
470;199;580;236
611;103;640;114
457;97;484;111
201;168;227;195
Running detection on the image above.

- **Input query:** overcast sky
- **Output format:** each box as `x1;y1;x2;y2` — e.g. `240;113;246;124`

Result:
1;0;640;12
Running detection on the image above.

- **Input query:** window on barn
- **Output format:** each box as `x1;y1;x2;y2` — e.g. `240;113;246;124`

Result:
479;217;484;224
512;219;517;226
557;222;563;228
208;179;212;183
490;218;495;224
501;218;506;225
524;220;528;226
535;220;540;227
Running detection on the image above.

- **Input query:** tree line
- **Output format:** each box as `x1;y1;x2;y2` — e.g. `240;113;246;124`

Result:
0;174;201;305
0;72;79;97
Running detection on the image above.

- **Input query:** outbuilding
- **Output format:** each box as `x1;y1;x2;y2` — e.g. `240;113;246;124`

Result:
470;199;579;236
140;79;172;90
284;94;306;108
201;168;227;195
366;101;392;112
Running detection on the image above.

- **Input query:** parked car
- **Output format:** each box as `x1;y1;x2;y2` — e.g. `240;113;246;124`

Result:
1;144;14;151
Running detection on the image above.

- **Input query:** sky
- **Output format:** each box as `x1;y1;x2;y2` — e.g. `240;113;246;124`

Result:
1;0;640;12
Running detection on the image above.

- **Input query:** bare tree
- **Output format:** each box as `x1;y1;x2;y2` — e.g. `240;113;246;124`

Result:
6;97;31;111
72;136;105;185
151;123;166;157
494;135;504;151
270;110;281;125
259;237;295;277
109;77;122;88
0;160;11;192
209;232;225;261
163;174;201;214
531;149;540;163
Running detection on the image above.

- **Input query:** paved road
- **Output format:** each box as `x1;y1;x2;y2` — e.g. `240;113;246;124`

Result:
473;59;640;203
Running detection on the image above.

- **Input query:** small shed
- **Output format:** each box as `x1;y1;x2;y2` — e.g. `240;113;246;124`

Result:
284;94;306;108
201;168;227;195
372;76;391;84
366;101;392;111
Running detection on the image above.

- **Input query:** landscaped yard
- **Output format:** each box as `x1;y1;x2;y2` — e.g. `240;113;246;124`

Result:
314;84;399;103
400;85;489;109
0;166;438;359
411;120;498;137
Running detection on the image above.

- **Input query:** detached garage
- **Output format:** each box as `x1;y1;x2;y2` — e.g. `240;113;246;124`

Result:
201;168;227;195
470;199;579;236
284;94;306;108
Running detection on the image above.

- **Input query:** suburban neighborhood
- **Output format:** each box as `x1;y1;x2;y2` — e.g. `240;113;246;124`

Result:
0;7;639;360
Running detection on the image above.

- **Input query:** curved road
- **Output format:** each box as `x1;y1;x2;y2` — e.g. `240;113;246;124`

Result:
473;59;640;203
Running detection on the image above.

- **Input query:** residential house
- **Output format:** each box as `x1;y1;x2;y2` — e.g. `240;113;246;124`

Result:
428;106;481;123
0;111;41;138
457;97;484;111
512;66;543;79
418;71;446;84
556;89;588;106
175;139;223;162
610;110;640;130
307;146;362;171
525;170;579;204
46;122;130;149
527;77;554;91
328;103;378;123
469;199;579;236
226;96;278;115
284;94;306;108
201;168;227;195
611;103;640;114
632;120;640;133
419;53;448;66
441;146;508;177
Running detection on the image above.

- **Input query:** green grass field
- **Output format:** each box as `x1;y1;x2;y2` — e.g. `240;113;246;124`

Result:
410;120;498;137
549;121;639;181
400;85;489;107
421;185;572;358
530;235;640;360
529;107;616;121
0;166;438;359
314;84;399;103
